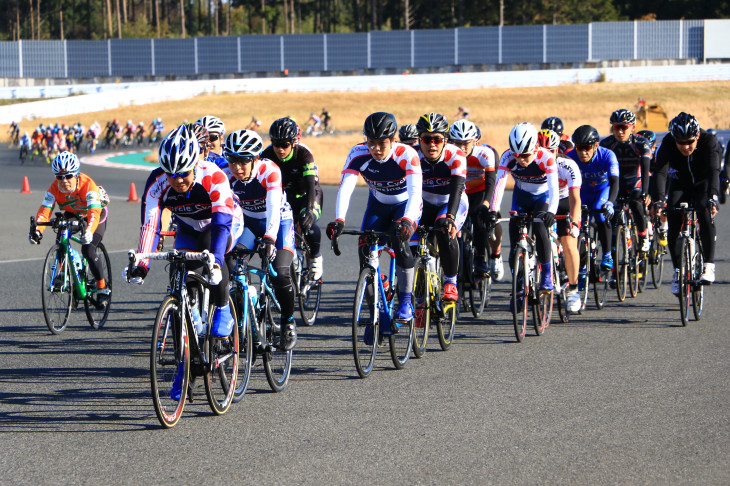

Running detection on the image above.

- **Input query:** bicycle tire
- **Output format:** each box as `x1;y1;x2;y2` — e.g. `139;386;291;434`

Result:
637;247;649;293
577;234;590;313
84;242;112;329
150;295;189;428
592;248;609;310
231;286;253;403
692;239;704;321
459;235;473;314
532;263;552;335
41;245;72;335
555;253;569;323
627;224;639;298
511;249;529;342
436;264;456;351
352;267;378;378
412;260;430;358
263;292;292;392
204;294;239;415
650;239;666;289
679;238;692;327
614;225;627;302
294;233;321;326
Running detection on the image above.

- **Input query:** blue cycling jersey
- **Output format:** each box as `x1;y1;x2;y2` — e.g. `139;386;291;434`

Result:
206;151;228;170
567;146;619;193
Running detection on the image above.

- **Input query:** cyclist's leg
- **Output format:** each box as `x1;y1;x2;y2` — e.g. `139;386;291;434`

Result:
468;192;489;271
432;199;467;299
174;226;231;307
583;187;612;263
692;184;716;281
272;218;296;320
629;188;649;249
556;197;579;285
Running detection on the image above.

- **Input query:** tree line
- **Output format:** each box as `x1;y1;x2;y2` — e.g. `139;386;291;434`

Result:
2;0;728;41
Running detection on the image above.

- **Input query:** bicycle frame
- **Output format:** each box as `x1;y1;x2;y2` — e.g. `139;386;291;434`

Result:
33;214;88;300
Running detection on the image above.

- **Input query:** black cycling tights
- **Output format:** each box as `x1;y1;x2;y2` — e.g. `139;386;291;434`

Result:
81;218;107;282
271;250;295;319
509;216;551;265
666;186;716;268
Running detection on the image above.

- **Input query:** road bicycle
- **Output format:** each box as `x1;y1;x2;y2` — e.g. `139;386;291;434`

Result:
612;195;640;301
648;203;668;289
229;242;293;393
291;230;322;326
457;213;490;318
128;249;239;428
411;225;458;357
505;212;552;342
577;205;611;312
674;203;706;327
333;230;414;378
549;216;572;323
31;213;112;334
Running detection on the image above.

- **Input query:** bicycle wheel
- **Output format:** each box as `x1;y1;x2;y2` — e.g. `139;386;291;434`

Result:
389;301;413;370
150;295;189;428
263;292;293;392
627;225;639;298
295;234;322;326
615;225;628;302
650;238;666;289
436;264;456;351
592;251;609;310
205;294;239;415
511;249;529;342
84;242;112;329
532;263;552;336
555;256;569;323
692;240;704;321
637;247;649;293
459;236;473;314
231;286;253;403
41;245;72;335
412;260;430;358
679;238;692;327
352;267;378;378
577;234;590;313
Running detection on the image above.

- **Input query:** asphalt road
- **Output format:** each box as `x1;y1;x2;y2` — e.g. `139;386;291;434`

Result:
0;145;728;484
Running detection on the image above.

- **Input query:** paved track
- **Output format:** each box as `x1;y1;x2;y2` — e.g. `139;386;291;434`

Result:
0;146;728;484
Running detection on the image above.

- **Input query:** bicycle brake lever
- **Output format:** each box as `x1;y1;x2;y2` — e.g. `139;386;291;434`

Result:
332;235;341;257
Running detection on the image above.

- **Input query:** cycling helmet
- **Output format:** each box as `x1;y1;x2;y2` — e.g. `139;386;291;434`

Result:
610;109;636;125
636;130;656;147
269;117;299;142
158;124;200;174
224;129;264;159
51;151;80;175
363;112;397;139
416;113;449;135
398;123;419;142
138;122;144;127
537;129;560;151
572;125;601;146
706;128;717;137
449;120;480;141
187;122;209;144
668;112;700;141
541;117;564;136
196;115;226;136
508;122;538;154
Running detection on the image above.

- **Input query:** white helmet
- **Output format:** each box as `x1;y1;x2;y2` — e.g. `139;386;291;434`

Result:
196;115;226;136
224;129;264;159
158;125;200;174
449;120;480;141
509;122;538;155
52;151;81;175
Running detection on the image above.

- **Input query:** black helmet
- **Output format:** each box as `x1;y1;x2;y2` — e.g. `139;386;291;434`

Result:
416;113;449;135
706;128;717;137
572;125;600;146
269;117;299;142
398;124;418;142
363;112;397;139
610;109;636;125
636;129;656;147
668;112;700;141
541;116;564;136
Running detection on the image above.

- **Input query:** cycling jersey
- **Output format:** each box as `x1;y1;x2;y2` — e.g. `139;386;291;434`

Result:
556;156;582;200
138;161;243;267
567;145;619;193
153;121;164;133
19;135;31;148
419;143;467;216
491;148;559;214
261;142;320;210
465;144;498;198
36;173;109;234
336;142;422;223
206;151;228;170
599;134;652;194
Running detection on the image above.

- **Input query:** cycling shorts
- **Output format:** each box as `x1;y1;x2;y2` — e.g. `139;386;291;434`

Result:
237;217;294;253
580;186;611;223
361;197;421;233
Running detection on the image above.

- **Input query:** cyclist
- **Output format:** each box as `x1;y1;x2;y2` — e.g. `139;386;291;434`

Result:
88;121;101;152
307;112;321;135
320;108;332;133
19;132;31;162
567;125;619;274
448;119;500;278
126;124;244;345
538;129;582;312
398;124;419;146
415;113;468;302
29;152;111;307
223;129;298;351
454;106;470;120
7;121;20;146
262;117;325;280
148;118;164;143
652;112;720;293
135;122;146;145
542;116;574;155
327;112;422;324
639;129;669;247
196;115;227;168
245;116;261;131
600;109;653;253
490;122;559;292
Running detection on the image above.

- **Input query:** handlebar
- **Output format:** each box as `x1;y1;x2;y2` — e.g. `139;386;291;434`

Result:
332;229;390;257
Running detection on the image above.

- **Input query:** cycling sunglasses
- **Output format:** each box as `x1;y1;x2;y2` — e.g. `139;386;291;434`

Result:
612;124;633;131
420;135;445;145
227;155;256;165
56;173;76;180
208;134;219;142
272;141;293;149
166;170;193;179
575;144;595;152
675;137;698;146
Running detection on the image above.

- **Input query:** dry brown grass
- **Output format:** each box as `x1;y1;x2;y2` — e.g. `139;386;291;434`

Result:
6;80;730;184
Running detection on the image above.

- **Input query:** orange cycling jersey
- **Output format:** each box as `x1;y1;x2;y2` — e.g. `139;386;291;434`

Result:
35;173;109;234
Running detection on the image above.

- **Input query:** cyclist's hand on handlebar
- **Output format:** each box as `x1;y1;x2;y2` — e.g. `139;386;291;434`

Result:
395;218;416;242
602;201;614;219
706;196;719;217
570;221;581;239
262;236;277;262
28;230;42;245
209;263;223;285
326;220;344;240
300;208;316;234
79;229;94;245
124;265;147;285
476;205;491;227
435;215;457;239
541;211;555;228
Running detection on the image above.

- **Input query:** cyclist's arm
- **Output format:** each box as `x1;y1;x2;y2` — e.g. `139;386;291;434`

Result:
707;135;721;199
137;172;167;267
207;169;237;265
568;187;582;225
482;146;499;207
334;172;358;222
403;152;423;223
607;176;619;204
546;164;560;215
639;154;651;196
651;141;670;202
260;164;284;241
300;150;318;210
606;149;620;204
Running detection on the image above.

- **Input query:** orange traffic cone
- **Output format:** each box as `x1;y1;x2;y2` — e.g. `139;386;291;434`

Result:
21;176;31;194
127;182;139;202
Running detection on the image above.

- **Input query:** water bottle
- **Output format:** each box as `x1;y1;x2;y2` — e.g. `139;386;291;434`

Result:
380;274;391;300
191;305;205;336
578;267;587;291
249;285;258;307
70;248;83;272
427;255;437;274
